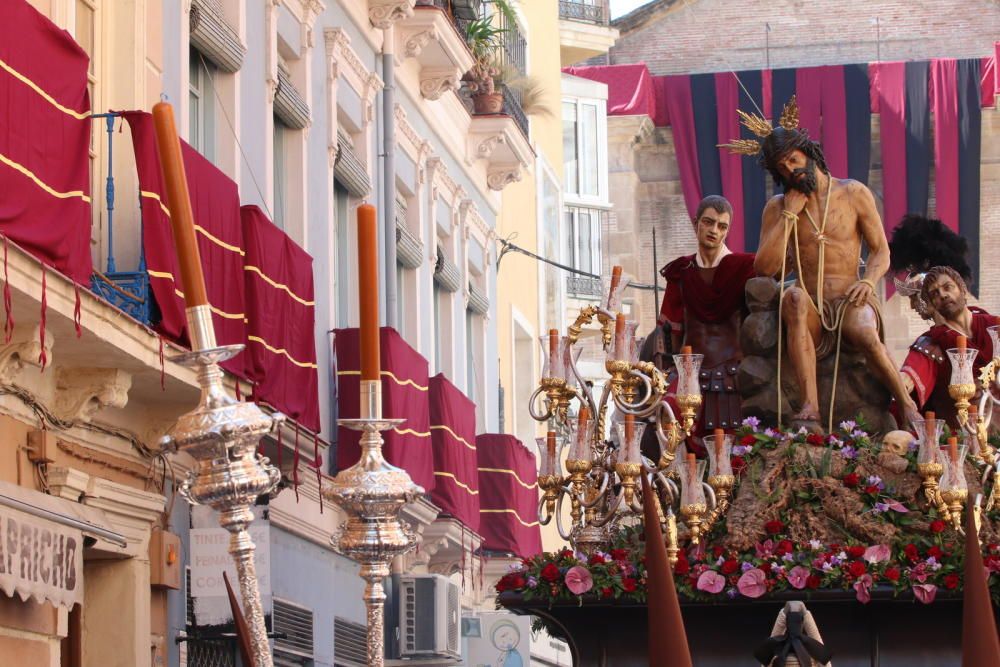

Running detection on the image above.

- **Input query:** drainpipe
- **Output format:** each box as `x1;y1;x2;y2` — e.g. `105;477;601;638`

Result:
382;27;398;329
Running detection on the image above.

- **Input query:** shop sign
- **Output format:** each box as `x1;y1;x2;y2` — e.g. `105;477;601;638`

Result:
0;505;83;609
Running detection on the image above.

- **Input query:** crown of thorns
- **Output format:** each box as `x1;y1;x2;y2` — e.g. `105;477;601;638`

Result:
718;96;800;156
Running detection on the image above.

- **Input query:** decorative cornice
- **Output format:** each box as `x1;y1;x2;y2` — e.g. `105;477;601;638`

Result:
368;0;415;29
323;27;372;95
426;155;461;201
418;68;461;100
477;133;505;160
0;324;50;384
487;167;522;191
403;27;436;58
54;367;132;423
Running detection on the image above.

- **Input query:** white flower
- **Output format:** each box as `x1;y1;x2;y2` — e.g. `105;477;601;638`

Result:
809;539;823;550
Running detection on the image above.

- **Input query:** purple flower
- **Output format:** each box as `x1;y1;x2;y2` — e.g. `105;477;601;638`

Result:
867;475;884;490
742;416;761;431
852;429;868;440
809;539;823;550
839;420;857;431
840;445;857;460
726;587;738;599
828;436;843;448
908;439;919;453
527;576;539;588
782;553;795;562
732;444;750;456
764;428;779;438
741;561;754;572
872;502;888;514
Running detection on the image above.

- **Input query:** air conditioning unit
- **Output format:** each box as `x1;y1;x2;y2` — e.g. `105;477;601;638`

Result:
398;574;461;660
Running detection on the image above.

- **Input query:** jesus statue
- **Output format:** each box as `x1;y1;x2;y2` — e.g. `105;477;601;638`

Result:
724;99;920;430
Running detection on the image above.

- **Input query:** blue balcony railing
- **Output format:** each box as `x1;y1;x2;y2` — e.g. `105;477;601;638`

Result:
88;113;152;325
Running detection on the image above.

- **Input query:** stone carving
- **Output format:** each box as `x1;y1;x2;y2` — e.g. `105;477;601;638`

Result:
0;324;52;384
738;277;897;434
419;70;460;100
403;28;436;58
487;167;521;191
368;0;415;29
54;367;132;423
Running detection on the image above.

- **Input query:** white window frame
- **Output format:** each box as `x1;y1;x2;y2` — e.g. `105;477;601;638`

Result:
188;47;217;163
536;156;565;331
562;95;608;206
565;205;603;275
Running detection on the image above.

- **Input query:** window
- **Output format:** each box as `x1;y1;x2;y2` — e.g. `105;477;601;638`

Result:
76;0;97;237
334;183;350;328
273;116;287;229
562;99;602;198
539;166;562;329
188;48;216;162
466;309;476;397
565;206;606;298
433;283;444;374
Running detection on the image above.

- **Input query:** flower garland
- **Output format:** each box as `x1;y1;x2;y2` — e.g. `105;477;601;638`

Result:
496;418;1000;606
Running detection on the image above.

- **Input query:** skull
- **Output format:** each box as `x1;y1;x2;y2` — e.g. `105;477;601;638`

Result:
881;430;915;456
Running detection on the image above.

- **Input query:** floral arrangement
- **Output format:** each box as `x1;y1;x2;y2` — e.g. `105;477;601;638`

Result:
496;418;1000;607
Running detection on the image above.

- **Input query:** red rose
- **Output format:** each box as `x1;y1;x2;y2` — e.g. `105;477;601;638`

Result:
541;563;561;582
843;473;860;488
944;573;960;590
622;577;638;592
806;575;822;589
927;546;944;560
589;554;606;565
765;520;785;535
740;434;757;446
721;559;739;575
759;562;771;574
674;559;690;575
904;544;920;562
848;561;867;578
806;433;825;446
560;549;574;559
776;540;795;556
930;520;946;534
601;587;613;598
732;456;747;474
846;545;866;559
863;485;880;495
611;548;629;561
712;545;725;558
884;567;901;582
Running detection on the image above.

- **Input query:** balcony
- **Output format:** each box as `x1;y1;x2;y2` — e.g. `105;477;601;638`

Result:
400;1;476;100
558;0;619;67
566;274;603;299
467;111;534;191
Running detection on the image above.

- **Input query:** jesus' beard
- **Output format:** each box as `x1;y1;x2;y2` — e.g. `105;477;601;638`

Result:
782;159;819;195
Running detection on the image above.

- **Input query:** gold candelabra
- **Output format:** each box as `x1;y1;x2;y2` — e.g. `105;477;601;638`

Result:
324;380;422;667
530;267;718;559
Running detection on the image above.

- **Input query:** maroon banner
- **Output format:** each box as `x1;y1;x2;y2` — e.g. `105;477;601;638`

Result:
334;327;434;492
0;0;92;285
241;205;319;432
429;374;479;532
123;111;246;375
476;434;542;558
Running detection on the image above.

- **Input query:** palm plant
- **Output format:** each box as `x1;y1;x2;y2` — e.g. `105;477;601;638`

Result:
464;0;517;100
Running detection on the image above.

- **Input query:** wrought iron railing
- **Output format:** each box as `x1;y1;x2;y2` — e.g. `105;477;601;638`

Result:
88;113;152;325
558;0;609;24
500;84;529;138
566;274;604;299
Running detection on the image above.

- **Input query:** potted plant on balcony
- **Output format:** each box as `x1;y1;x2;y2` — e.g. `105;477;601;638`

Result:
464;0;516;115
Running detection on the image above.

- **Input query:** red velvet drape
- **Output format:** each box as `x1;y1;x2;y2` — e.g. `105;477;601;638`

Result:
429;374;480;531
476;434;542;557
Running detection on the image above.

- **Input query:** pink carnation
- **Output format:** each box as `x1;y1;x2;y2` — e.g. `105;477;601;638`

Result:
913;583;938;604
564;566;594;595
863;544;891;564
787;565;810;590
737;568;768;598
696;570;725;594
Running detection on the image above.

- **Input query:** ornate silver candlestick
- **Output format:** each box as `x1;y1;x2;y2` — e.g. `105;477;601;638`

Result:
324;380;423;667
164;305;282;667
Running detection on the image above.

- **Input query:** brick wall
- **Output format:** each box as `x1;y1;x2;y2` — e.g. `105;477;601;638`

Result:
602;0;1000;74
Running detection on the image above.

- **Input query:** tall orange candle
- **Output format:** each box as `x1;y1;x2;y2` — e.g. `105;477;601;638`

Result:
578;405;590;426
686;452;696;483
925;411;935;424
948;436;959;464
609;265;623;294
713;428;725;459
546;431;557;459
681;345;693;355
549;328;559;365
624;414;635;443
358;204;380;382
957;335;968;351
152;102;208;308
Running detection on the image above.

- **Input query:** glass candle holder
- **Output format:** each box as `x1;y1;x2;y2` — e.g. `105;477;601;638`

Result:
947;347;979;385
912;416;945;465
704;431;734;478
536;433;560;478
602;267;630;313
611;318;640;362
539;332;565;381
673;352;704;397
939;442;969;493
989;325;1000;361
614;418;646;466
679;456;706;506
568;413;593;462
562;339;583;390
